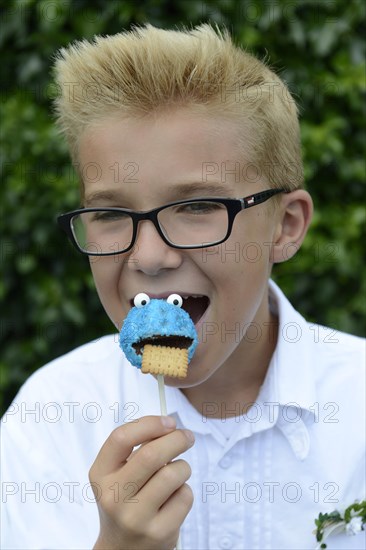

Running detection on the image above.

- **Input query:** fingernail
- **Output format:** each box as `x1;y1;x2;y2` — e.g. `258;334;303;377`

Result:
184;429;195;445
161;415;176;429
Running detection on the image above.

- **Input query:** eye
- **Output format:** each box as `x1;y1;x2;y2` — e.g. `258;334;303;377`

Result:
133;293;150;308
167;294;183;307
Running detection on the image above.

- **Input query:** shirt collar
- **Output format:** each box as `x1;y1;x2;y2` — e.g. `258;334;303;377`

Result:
249;280;317;459
148;279;317;458
266;279;317;415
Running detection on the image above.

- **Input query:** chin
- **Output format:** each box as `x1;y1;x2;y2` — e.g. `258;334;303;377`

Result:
161;368;213;389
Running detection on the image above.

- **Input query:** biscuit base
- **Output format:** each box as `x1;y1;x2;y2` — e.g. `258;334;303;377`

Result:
141;344;189;378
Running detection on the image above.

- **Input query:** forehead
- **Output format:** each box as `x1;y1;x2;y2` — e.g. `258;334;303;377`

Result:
78;111;254;206
79;111;243;163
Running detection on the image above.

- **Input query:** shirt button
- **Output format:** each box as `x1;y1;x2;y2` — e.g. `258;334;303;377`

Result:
219;535;233;548
218;455;232;469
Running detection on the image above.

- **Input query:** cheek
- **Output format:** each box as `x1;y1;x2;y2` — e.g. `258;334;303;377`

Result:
200;225;272;321
89;255;119;285
199;227;272;286
224;213;274;272
89;257;125;325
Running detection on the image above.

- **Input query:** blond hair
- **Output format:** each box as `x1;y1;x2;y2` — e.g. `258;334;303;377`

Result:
53;24;303;190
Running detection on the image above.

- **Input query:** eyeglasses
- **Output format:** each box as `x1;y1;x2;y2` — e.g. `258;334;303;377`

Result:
57;188;286;256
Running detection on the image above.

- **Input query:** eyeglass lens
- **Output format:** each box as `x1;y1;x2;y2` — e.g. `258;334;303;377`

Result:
71;201;229;254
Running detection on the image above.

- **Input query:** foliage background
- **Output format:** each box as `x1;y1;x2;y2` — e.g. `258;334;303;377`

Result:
1;0;365;415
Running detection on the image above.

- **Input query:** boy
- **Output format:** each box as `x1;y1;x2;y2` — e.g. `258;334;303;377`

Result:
1;24;365;549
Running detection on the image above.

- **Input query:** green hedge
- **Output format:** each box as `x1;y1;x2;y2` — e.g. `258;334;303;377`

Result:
1;0;365;414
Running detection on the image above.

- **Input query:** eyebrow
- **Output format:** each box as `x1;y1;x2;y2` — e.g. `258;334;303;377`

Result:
170;182;236;199
84;182;236;207
84;191;122;207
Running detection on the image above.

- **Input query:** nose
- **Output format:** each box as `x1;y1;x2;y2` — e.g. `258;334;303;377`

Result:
127;220;183;275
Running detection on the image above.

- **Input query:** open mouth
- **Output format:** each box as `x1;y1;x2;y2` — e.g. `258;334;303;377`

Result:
181;295;210;325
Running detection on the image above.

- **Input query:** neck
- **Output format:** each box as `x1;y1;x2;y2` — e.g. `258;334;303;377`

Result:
181;309;278;419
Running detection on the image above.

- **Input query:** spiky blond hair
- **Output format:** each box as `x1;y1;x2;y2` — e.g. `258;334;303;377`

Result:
53;24;303;189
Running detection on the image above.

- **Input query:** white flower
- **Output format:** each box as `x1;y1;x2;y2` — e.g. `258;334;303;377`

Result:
314;500;366;548
346;516;363;535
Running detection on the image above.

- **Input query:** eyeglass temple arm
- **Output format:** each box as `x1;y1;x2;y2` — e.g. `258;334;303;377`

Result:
241;188;286;209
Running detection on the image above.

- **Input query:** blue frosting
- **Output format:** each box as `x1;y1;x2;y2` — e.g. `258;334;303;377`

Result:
119;299;198;368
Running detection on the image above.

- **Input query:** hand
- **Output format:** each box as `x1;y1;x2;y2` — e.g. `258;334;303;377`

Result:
90;415;194;550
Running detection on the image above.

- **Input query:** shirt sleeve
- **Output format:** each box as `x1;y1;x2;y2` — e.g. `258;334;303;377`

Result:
1;382;100;549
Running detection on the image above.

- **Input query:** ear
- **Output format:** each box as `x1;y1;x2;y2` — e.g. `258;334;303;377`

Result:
272;190;313;263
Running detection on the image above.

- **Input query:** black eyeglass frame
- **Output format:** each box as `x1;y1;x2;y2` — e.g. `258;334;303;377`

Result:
57;188;287;256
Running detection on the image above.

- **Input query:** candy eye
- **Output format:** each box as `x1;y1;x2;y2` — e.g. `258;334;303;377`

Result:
133;293;150;308
167;294;183;307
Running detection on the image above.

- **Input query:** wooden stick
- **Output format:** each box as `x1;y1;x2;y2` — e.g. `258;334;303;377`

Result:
157;374;182;550
157;374;167;415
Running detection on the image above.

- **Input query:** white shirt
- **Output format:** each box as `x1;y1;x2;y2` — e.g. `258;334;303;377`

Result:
1;280;365;549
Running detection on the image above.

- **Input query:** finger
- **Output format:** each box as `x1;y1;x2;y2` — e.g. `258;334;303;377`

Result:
90;415;176;476
153;483;194;539
121;429;194;491
138;459;192;512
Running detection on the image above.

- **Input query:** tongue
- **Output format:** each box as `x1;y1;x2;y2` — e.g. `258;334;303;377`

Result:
182;296;209;324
